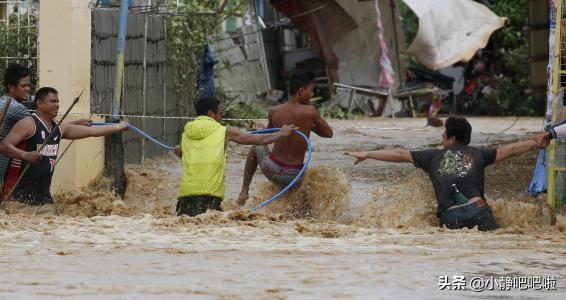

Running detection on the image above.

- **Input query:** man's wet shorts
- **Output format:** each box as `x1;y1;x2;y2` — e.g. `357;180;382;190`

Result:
254;146;302;187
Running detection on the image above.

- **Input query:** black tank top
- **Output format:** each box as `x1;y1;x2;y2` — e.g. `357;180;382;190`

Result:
4;114;62;205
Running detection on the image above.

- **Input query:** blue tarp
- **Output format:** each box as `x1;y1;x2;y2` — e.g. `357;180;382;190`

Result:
528;120;566;196
528;149;547;196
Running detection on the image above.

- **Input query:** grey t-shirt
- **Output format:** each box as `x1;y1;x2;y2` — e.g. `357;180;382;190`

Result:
0;95;31;181
410;144;497;215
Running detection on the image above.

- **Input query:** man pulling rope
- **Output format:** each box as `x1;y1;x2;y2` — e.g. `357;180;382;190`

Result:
0;87;127;213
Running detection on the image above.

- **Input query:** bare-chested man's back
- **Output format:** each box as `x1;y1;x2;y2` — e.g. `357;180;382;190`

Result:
269;102;332;166
237;71;333;205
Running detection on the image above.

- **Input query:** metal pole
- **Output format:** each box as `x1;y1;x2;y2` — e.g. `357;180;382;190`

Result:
141;12;148;161
547;0;563;210
106;0;129;196
452;92;457;114
389;0;402;88
253;0;271;90
112;0;129;117
163;17;167;144
5;0;9;69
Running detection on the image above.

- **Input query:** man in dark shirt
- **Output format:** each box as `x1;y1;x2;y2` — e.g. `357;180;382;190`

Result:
344;117;548;231
0;87;128;211
0;64;91;183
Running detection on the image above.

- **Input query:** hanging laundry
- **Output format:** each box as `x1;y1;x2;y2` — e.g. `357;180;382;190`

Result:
374;0;395;88
198;44;218;98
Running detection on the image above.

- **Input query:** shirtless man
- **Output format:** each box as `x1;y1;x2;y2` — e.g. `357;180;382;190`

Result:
237;71;333;205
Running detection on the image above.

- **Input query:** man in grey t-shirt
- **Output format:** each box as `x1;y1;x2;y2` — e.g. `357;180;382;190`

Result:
0;64;32;181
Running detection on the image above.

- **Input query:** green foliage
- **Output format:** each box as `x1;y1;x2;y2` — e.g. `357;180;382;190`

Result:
0;9;38;94
397;0;418;46
489;0;545;116
319;103;353;120
162;0;246;116
163;0;218;116
222;101;267;128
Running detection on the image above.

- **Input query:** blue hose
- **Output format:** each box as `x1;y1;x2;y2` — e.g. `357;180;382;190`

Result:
92;122;175;150
91;122;312;211
248;128;312;211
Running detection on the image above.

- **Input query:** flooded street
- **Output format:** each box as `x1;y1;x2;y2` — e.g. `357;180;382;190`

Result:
1;118;565;299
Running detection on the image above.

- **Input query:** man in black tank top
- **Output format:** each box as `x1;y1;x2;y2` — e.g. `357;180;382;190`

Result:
3;113;62;204
0;87;127;207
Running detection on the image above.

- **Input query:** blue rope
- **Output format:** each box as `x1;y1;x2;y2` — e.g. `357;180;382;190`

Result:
91;123;313;211
92;122;175;150
248;128;313;211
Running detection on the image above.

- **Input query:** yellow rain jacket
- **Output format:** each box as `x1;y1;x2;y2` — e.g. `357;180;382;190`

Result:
178;116;227;199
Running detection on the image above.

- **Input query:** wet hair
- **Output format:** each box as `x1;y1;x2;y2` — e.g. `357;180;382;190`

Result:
445;116;472;145
3;63;31;93
289;70;315;96
195;97;220;116
33;87;58;109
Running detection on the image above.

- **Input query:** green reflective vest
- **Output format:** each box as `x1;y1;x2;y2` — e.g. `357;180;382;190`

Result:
178;116;227;199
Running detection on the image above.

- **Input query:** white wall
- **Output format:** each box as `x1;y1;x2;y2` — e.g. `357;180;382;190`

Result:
39;0;105;193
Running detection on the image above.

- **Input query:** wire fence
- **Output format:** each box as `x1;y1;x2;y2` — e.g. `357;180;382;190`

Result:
0;0;38;92
52;111;536;137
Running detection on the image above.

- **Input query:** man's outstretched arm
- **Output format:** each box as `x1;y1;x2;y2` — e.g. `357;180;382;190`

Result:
344;149;413;165
227;124;296;145
533;122;566;149
494;134;545;163
61;121;128;140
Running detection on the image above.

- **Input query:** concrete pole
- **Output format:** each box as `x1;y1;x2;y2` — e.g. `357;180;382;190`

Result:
105;0;129;196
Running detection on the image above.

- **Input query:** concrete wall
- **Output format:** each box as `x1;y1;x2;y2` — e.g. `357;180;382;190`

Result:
39;0;104;194
212;17;269;103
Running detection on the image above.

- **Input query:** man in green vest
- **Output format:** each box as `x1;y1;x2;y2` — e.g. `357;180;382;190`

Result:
174;96;296;217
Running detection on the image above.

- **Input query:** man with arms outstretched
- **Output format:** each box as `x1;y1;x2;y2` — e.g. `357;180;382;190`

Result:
345;116;549;231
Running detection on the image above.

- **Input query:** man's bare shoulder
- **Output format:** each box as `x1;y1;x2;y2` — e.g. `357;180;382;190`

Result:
269;103;319;120
302;104;318;112
268;104;286;113
297;105;319;117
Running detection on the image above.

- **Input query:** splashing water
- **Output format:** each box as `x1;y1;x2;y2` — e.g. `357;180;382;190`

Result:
234;166;351;221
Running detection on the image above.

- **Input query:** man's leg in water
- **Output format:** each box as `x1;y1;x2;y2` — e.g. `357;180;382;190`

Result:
238;146;261;205
176;196;222;217
474;205;498;231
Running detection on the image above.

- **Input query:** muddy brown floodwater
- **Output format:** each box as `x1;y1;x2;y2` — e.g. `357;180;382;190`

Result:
0;118;565;299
